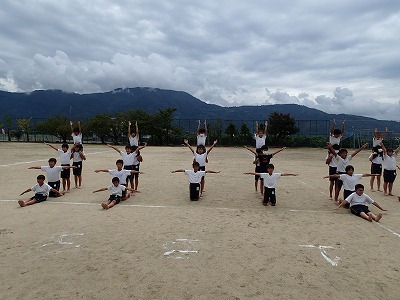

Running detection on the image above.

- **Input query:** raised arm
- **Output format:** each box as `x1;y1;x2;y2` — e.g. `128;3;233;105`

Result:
204;120;207;135
70;120;74;133
206;140;218;154
244;145;257;156
255;121;259;134
77;120;82;134
136;142;147;152
271;147;286;156
20;188;32;196
264;120;268;135
107;144;121;153
93;187;107;193
380;141;387;154
171;169;185;173
128;121;131;136
351;143;368;157
330;119;336;135
135;121;139;137
197;120;201;135
183;139;195;154
341;120;346;136
45;143;58;151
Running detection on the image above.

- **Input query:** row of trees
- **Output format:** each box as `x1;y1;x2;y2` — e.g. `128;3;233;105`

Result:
1;109;300;146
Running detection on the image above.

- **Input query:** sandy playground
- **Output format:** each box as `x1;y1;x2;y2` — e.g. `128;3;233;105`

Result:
1;142;400;300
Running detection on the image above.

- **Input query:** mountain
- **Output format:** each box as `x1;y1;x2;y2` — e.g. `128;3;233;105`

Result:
1;87;399;133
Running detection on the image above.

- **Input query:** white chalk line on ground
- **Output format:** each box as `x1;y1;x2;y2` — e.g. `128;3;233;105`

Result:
0;150;112;167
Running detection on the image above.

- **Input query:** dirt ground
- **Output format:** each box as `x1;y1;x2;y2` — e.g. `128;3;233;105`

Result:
1;142;400;300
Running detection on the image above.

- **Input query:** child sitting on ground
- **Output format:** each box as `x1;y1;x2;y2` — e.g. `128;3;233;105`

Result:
19;175;64;207
334;184;387;222
93;177;135;210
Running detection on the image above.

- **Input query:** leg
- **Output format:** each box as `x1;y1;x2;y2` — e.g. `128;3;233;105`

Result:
200;177;205;196
135;176;139;191
62;178;66;192
371;212;382;222
370;176;375;191
329;181;335;199
383;182;388;195
388;182;394;196
107;200;117;209
259;179;264;196
359;212;372;222
101;201;111;209
78;175;82;188
254;179;258;192
377;175;381;191
66;178;71;192
74;175;78;188
19;198;38;207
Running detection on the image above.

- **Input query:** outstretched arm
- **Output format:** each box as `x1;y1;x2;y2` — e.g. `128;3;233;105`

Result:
183;139;195;154
171;169;185;173
244;145;257;155
333;200;349;211
28;166;41;170
362;174;379;177
45;143;58;151
372;201;387;211
206;140;218;154
77;120;82;134
136;142;147;152
324;174;340;179
271;147;286;156
281;173;298;176
95;169;109;173
244;171;260;176
264;120;268;135
20;188;32;196
93;187;107;193
205;170;220;174
107;144;121;153
330;119;336;135
351;143;368;157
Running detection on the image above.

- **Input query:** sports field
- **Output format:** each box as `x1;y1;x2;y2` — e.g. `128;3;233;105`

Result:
1;142;400;300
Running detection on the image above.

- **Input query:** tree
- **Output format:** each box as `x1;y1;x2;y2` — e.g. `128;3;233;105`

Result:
268;112;299;145
86;113;114;144
16;118;32;142
239;122;253;145
3;114;12;141
225;122;237;145
35;115;70;142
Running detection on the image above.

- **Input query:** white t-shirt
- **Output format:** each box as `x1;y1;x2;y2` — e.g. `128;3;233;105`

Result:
41;166;63;182
194;153;207;167
329;135;342;146
120;151;135;166
184;170;206;183
335;155;352;173
129;135;139;147
259;173;281;188
31;182;52;196
72;133;82;144
73;151;85;163
255;135;266;149
339;174;363;191
373;137;383;147
197;134;207;146
383;154;397;170
326;153;337;168
108;169;132;183
107;184;126;197
369;153;382;165
57;150;71;165
345;192;374;207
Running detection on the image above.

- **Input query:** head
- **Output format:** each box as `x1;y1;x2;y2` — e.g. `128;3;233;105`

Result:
355;184;364;196
333;129;342;138
198;128;206;135
192;161;200;172
387;148;394;157
112;177;120;187
338;148;348;159
37;174;46;185
261;145;269;153
329;144;341;154
116;159;124;170
61;143;69;152
125;145;132;154
74;144;83;152
257;129;264;137
345;165;354;176
267;163;274;174
48;157;57;167
196;145;206;154
256;148;263;155
73;127;80;135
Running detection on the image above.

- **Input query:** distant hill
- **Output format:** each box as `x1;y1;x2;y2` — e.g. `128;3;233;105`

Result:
1;87;399;133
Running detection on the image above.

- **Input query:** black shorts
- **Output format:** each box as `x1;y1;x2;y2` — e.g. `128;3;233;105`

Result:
61;164;71;179
48;180;60;197
30;193;47;203
124;165;134;181
255;165;261;181
189;183;200;201
108;194;121;204
383;169;396;183
371;163;382;175
336;172;346;190
263;187;276;205
350;204;370;216
329;166;338;182
199;166;205;180
73;161;83;176
132;165;140;178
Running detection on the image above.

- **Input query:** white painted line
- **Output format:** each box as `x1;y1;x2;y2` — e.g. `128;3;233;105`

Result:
376;223;400;238
289;209;332;213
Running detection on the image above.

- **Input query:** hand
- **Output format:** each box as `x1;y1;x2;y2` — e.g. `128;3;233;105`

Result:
171;171;175;173
183;139;188;144
213;140;218;145
95;170;100;173
70;121;73;126
128;121;131;126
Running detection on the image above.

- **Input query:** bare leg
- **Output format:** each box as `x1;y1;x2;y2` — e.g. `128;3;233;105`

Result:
329;181;335;199
377;175;381;191
359;212;372;222
254;180;258;192
74;176;78;188
107;200;117;209
129;178;134;189
370;177;375;191
200;178;205;195
78;175;82;188
259;180;263;196
19;198;37;207
383;182;388;195
62;178;66;192
101;202;109;209
388;182;394;195
135;176;139;191
66;178;71;192
371;213;382;222
334;185;340;202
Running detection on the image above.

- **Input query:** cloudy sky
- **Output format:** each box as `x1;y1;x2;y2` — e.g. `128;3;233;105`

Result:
1;0;400;120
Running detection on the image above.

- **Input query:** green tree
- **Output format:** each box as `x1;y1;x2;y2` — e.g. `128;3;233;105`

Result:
86;113;114;144
3;114;12;141
35;115;70;142
239;122;253;145
225;122;237;145
268;112;299;145
16;118;32;142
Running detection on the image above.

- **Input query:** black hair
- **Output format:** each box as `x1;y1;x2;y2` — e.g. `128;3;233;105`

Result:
198;128;206;134
355;184;364;190
345;165;354;173
338;148;348;155
125;144;131;150
333;129;342;135
192;162;200;168
256;148;263;154
131;145;138;151
37;174;46;180
112;177;120;183
267;163;274;170
116;159;124;165
74;144;83;151
48;157;57;164
261;145;269;151
196;145;206;153
62;143;69;149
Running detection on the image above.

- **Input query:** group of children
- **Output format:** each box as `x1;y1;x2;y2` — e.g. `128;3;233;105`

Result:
19;120;144;210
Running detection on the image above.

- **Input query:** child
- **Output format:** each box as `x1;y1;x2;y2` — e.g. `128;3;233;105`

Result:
128;121;139;147
334;184;387;222
93;177;135;210
255;120;268;150
324;165;378;203
95;159;142;200
171;162;220;201
372;127;388;149
197;119;207;146
244;145;286;196
107;143;146;190
329;119;346;151
244;163;298;206
369;147;383;192
70;120;82;145
183;138;217;196
45;143;72;192
28;158;73;197
327;142;368;202
380;142;400;196
325;144;340;200
18;175;63;207
71;144;86;189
